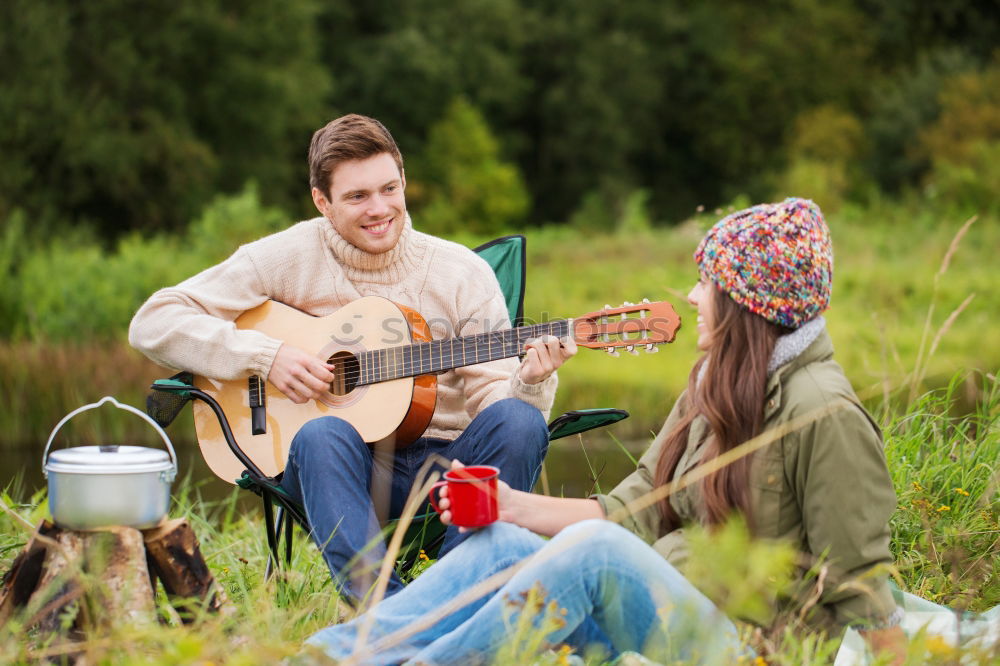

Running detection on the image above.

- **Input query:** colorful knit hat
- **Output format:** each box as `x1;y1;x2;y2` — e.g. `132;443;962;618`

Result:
694;198;833;329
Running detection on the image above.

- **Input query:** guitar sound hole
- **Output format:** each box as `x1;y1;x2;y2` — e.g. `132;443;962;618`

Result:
327;351;360;395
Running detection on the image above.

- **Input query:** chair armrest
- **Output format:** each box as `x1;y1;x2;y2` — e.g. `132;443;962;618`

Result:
547;408;629;441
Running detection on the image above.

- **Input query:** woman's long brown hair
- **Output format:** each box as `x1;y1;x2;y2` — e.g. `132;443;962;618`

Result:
654;285;792;532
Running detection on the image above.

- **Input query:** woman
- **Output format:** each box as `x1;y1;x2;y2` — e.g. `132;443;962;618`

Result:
306;198;907;665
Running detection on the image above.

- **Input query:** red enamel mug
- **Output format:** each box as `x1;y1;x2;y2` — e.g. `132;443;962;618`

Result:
428;465;500;528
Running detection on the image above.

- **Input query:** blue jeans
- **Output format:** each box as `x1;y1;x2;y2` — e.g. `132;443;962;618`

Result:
306;520;745;665
279;398;548;602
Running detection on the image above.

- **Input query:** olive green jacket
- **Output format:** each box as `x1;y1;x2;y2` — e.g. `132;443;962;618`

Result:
595;330;898;634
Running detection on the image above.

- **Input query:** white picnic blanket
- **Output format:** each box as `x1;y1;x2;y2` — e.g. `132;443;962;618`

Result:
834;588;1000;664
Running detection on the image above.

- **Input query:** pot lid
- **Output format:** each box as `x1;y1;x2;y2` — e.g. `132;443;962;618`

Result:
46;445;174;475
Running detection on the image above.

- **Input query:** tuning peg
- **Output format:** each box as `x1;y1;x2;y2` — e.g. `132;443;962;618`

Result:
645;343;659;353
622;301;634;306
606;346;620;358
641;297;650;304
604;304;613;310
626;344;638;355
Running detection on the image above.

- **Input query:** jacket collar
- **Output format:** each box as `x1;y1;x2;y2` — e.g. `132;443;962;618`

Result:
764;320;834;419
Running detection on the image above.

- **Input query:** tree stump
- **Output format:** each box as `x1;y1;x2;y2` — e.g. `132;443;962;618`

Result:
143;518;227;619
0;518;227;635
29;526;88;634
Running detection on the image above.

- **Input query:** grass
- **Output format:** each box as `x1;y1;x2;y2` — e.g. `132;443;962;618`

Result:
884;372;1000;613
0;373;997;664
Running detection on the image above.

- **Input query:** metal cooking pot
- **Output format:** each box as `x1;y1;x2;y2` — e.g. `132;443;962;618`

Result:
43;396;177;530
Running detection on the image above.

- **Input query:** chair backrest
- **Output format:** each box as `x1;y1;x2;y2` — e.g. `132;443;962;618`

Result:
473;235;526;328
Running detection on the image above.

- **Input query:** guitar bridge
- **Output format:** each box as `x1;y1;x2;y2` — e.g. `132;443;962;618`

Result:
249;375;266;435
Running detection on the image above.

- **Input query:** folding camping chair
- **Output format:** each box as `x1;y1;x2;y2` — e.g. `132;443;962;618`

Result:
146;235;629;579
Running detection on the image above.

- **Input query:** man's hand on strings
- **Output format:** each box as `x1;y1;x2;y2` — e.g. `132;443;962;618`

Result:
269;344;335;403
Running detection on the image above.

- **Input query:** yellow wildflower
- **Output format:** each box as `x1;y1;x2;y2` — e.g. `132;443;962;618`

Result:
925;634;953;658
912;481;924;492
418;549;429;561
754;657;768;665
953;487;969;496
936;505;951;512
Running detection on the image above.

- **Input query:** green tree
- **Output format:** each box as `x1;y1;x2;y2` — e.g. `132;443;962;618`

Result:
0;0;329;237
314;0;532;164
519;0;673;221
412;99;530;235
863;49;978;193
778;105;865;211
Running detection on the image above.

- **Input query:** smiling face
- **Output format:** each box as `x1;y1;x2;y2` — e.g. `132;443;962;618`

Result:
687;278;717;351
311;152;406;254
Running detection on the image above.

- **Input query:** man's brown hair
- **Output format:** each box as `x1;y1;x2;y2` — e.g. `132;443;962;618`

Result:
308;114;403;197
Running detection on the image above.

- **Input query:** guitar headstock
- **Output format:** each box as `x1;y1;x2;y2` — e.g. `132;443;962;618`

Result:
572;299;681;356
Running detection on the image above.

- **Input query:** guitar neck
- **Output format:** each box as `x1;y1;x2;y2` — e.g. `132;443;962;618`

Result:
355;320;571;386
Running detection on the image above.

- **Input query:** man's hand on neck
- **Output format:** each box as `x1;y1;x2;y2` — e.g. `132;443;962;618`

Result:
518;335;577;384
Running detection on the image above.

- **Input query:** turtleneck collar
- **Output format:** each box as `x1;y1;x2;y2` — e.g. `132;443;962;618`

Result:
321;213;426;284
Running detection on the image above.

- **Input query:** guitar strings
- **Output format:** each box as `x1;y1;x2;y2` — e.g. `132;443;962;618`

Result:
342;321;568;384
332;320;571;385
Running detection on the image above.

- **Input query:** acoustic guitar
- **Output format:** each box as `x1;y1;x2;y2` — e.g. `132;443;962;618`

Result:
194;296;681;482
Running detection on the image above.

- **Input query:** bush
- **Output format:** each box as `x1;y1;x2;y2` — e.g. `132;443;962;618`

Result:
917;60;1000;167
569;187;655;233
925;140;1000;215
10;185;288;342
916;59;1000;214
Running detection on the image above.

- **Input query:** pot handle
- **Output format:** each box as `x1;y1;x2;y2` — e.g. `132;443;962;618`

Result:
42;396;177;477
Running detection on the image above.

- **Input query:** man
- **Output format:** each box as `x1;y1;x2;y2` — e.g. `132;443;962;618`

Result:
129;114;574;602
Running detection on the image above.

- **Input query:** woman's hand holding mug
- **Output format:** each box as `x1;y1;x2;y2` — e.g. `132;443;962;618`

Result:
431;460;513;532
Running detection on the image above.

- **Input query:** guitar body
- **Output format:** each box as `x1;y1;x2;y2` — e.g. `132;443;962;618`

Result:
194;297;436;483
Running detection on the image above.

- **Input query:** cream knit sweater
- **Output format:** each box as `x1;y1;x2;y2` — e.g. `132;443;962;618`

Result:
129;216;558;440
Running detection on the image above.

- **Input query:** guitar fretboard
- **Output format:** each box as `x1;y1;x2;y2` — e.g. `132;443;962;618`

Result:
354;320;571;386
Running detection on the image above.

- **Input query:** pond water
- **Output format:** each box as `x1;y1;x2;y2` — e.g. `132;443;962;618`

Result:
5;433;646;517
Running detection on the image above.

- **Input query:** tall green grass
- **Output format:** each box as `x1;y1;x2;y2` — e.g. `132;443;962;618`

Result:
885;372;1000;613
